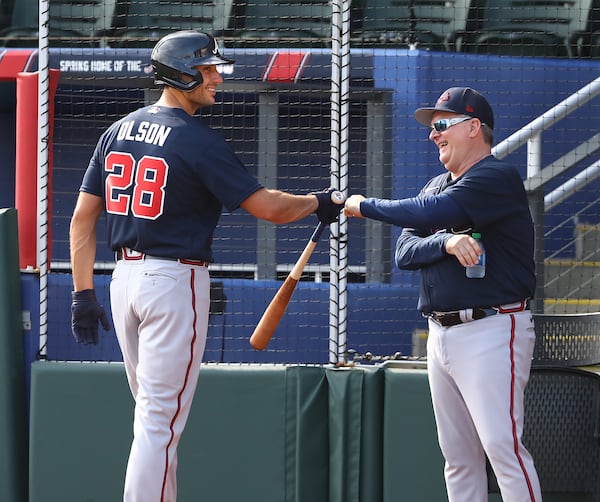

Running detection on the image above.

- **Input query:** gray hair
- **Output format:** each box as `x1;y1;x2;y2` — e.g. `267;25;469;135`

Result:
481;123;494;146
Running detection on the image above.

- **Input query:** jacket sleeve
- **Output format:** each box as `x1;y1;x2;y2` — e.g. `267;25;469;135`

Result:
360;192;468;228
395;228;453;270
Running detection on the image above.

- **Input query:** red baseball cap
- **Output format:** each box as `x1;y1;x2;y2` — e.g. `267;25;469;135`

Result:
414;87;494;130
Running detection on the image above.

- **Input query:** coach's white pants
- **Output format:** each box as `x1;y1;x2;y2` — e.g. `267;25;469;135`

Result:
111;259;210;502
427;311;542;502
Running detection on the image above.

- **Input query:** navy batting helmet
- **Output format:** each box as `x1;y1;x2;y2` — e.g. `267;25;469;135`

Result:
151;31;234;91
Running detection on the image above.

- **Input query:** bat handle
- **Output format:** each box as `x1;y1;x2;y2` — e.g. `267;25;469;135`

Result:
310;189;345;242
310;221;326;242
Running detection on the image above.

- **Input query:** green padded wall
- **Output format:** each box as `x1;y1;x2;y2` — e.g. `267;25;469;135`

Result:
0;208;27;502
29;362;334;502
383;368;447;501
28;354;593;501
178;364;330;502
28;362;132;502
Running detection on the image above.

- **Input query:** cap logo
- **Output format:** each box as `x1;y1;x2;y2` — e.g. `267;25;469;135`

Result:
466;105;475;113
436;91;451;105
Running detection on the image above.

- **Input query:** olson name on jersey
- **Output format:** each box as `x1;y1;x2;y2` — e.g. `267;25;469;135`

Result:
116;120;172;147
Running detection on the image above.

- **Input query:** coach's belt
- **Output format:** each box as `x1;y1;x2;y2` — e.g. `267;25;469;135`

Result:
427;299;530;327
116;248;208;267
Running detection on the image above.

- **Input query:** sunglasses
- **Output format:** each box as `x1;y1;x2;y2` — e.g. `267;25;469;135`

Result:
430;116;472;133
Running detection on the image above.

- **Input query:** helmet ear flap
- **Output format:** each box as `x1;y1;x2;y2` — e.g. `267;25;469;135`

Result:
150;31;234;92
152;60;204;91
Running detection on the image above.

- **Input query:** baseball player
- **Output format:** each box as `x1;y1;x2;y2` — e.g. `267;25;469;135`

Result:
344;88;541;501
69;30;341;502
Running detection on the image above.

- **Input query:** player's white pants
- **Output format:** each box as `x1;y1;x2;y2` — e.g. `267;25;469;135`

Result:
110;258;210;502
426;311;542;502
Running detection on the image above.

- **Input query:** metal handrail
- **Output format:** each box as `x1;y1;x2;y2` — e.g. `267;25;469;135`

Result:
492;76;600;211
492;76;600;168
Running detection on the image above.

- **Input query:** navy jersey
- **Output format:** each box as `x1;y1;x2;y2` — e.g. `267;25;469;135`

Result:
361;156;535;312
81;105;263;262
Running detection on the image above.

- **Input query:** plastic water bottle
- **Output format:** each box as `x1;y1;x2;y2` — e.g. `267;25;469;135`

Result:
466;233;485;278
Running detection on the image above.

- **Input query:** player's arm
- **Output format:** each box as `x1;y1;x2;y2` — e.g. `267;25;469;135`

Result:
70;191;104;291
69;191;110;345
241;187;319;224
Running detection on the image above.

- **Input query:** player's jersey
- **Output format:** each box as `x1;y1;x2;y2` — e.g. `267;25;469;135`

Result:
392;156;536;312
81;105;262;262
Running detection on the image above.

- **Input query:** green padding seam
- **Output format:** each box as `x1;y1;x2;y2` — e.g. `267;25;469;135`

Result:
285;366;329;502
327;368;365;502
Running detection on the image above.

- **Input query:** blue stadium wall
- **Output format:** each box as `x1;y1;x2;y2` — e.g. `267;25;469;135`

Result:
1;48;599;366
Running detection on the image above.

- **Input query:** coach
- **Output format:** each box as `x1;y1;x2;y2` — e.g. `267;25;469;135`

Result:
344;87;542;502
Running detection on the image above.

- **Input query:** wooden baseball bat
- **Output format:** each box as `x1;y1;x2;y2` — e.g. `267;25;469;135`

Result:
249;191;345;350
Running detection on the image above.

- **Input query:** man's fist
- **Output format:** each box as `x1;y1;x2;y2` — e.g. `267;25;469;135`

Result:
71;289;111;345
313;188;345;224
343;194;366;218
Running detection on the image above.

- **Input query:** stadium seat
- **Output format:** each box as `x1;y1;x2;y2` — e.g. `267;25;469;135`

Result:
230;0;332;48
585;0;600;57
593;30;600;57
112;0;235;48
50;0;118;41
488;367;600;499
352;0;474;50
0;0;118;47
457;0;596;58
0;0;43;47
0;0;14;31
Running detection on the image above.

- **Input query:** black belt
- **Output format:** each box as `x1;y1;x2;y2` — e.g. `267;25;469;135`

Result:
427;299;530;327
115;248;208;267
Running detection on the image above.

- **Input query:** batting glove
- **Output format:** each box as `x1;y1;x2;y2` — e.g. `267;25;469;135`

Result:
71;289;111;345
313;187;343;225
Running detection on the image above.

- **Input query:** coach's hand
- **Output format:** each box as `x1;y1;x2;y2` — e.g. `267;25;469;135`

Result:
313;187;343;224
71;289;111;345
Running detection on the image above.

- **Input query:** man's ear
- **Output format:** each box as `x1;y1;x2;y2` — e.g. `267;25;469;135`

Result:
469;118;481;137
